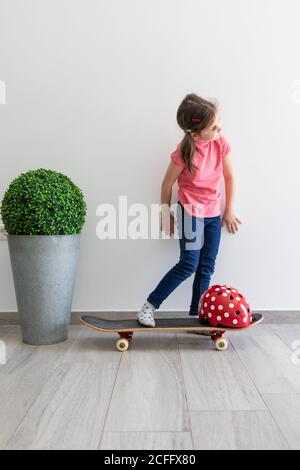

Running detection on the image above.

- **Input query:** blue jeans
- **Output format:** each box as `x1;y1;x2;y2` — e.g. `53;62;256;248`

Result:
147;202;222;316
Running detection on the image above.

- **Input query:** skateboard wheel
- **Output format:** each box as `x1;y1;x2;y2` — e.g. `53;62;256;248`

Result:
215;337;228;351
116;338;129;352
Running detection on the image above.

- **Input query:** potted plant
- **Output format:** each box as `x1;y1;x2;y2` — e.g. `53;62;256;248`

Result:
0;168;87;345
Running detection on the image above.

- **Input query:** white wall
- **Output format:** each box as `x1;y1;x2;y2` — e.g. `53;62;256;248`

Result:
0;0;299;312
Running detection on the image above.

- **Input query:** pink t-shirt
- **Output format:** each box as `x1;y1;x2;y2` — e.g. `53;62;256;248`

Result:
170;135;231;218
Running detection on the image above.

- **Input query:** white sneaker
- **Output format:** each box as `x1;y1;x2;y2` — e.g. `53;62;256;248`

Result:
137;301;156;327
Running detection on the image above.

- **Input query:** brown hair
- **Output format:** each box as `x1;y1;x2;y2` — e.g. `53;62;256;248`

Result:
176;94;218;174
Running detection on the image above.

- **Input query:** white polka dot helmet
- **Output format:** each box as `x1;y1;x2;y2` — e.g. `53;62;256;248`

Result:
198;284;252;328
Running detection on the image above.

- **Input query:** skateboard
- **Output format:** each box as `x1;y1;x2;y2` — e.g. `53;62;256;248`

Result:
80;313;263;352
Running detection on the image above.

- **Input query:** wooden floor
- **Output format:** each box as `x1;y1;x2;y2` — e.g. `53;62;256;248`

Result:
1;323;300;450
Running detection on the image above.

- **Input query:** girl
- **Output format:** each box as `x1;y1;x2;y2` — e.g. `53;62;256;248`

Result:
137;93;242;327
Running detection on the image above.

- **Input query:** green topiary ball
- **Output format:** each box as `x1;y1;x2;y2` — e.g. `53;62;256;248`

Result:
0;169;87;235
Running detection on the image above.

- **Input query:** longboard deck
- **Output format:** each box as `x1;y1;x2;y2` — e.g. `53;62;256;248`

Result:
80;313;263;333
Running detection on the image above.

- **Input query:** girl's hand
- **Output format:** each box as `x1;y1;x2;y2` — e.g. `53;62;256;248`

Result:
222;210;242;234
160;213;175;237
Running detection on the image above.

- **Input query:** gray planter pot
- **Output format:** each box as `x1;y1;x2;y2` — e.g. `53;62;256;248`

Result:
7;234;81;345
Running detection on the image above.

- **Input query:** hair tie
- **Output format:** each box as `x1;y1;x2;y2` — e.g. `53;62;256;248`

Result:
185;129;192;134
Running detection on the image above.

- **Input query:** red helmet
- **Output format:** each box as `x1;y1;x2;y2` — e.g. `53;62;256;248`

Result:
198;284;252;328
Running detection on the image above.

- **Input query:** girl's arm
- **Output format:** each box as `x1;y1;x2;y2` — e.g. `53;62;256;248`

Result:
222;155;242;234
161;162;182;205
160;162;183;235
